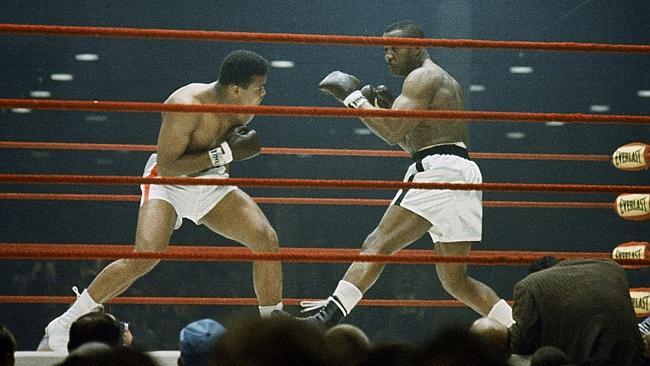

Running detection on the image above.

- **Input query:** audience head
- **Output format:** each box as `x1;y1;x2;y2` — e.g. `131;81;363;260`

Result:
209;315;334;366
59;342;157;366
528;256;559;275
67;312;122;352
0;323;16;366
324;324;371;365
529;346;570;366
358;341;421;366
469;317;510;354
179;318;226;366
421;325;508;366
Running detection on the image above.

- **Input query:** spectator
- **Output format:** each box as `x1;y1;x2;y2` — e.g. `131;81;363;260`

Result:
472;258;648;365
470;317;532;366
529;346;570;366
0;323;16;366
57;342;158;366
178;318;225;366
208;316;335;366
421;325;508;366
57;342;112;366
67;312;122;352
324;324;371;365
358;341;421;366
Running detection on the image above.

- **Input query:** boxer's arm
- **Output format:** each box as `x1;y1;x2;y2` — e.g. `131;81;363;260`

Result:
355;68;437;145
156;110;213;176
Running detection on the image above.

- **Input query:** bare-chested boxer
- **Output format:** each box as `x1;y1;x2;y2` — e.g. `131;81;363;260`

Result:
41;50;283;352
276;21;512;328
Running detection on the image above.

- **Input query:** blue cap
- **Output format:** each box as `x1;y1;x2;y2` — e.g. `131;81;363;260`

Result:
180;318;226;366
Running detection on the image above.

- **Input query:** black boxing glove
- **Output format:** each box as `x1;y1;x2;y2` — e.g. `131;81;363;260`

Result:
318;71;365;106
360;84;395;108
208;125;261;167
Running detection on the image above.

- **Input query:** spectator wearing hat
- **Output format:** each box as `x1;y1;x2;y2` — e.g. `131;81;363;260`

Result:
178;318;226;366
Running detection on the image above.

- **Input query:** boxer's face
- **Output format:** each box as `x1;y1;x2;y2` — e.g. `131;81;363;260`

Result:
234;74;267;124
239;75;267;106
383;30;419;77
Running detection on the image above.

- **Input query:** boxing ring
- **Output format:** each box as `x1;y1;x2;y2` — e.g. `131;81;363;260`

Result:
1;23;649;357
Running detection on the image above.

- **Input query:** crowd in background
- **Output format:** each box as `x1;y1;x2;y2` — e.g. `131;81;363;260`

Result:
1;313;649;366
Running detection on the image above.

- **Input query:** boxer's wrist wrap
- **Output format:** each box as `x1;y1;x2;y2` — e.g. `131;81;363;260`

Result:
343;90;368;108
208;142;233;167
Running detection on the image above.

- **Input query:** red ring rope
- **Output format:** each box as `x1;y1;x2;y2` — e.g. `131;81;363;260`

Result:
2;98;649;124
1;24;649;54
0;141;612;162
1;244;638;266
1;174;648;194
0;192;614;210
0;295;469;308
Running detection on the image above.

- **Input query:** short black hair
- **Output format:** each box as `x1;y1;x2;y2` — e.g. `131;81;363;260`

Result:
67;312;121;352
384;20;425;38
0;323;16;357
218;50;269;87
528;256;560;275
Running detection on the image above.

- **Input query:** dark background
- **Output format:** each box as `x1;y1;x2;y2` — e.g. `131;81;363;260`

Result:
1;0;648;350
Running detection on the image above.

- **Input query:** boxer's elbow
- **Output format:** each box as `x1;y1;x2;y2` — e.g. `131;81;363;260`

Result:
156;155;182;176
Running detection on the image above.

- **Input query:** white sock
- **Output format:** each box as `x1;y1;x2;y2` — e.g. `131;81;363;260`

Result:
487;299;515;327
332;280;363;315
69;289;100;317
259;302;283;318
50;289;101;328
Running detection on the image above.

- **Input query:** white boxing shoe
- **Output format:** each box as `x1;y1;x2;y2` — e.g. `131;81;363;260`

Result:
43;287;101;352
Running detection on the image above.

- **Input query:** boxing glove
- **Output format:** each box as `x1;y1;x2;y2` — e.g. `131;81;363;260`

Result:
318;71;362;103
360;84;395;108
208;125;261;167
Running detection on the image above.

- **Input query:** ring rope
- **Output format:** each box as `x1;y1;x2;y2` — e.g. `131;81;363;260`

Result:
1;244;636;266
0;295;469;308
1;23;649;54
2;98;649;125
0;193;614;210
0;141;612;162
1;174;648;194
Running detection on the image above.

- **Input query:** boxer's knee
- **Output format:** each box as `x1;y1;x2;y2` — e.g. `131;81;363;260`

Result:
248;225;279;253
360;232;395;255
437;265;470;296
123;258;160;277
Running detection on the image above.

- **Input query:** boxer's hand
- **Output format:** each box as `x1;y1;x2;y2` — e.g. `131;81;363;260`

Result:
360;84;395;108
208;125;261;167
318;71;362;104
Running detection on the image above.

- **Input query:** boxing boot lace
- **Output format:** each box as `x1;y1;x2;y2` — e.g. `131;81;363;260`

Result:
297;296;346;328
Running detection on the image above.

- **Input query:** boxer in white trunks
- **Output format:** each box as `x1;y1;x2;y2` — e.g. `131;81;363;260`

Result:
275;21;513;328
40;50;283;352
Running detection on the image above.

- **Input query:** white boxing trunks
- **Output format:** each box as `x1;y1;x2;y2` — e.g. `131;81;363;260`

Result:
390;144;482;243
140;154;237;230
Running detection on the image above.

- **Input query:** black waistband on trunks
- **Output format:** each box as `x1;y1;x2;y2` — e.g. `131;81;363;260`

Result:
411;144;471;161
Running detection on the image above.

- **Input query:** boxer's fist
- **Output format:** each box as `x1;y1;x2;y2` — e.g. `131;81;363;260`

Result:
318;71;361;103
226;125;261;161
208;125;261;167
361;84;395;108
